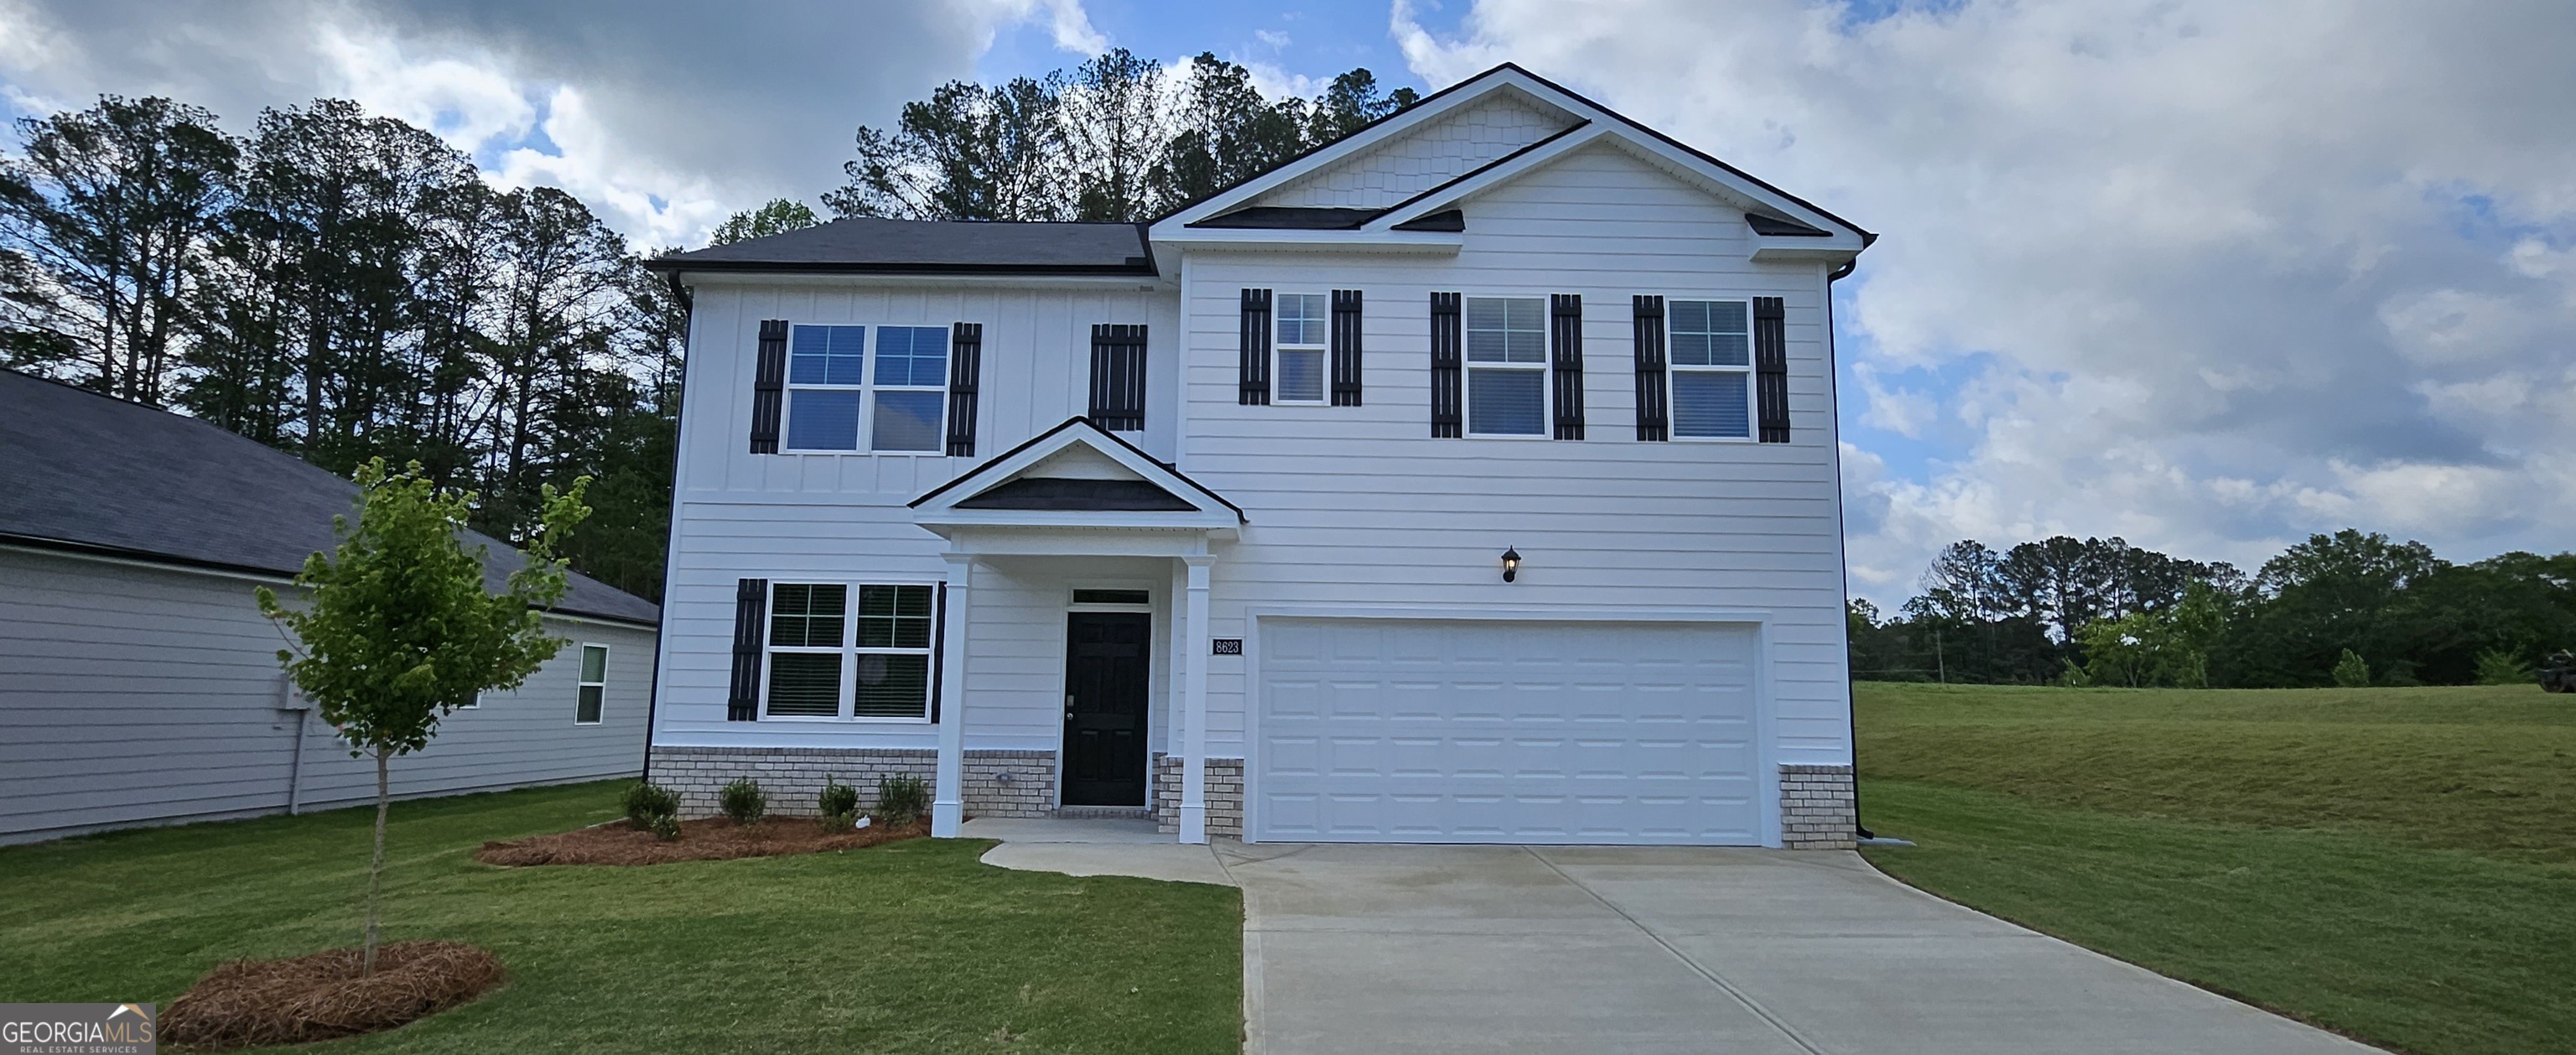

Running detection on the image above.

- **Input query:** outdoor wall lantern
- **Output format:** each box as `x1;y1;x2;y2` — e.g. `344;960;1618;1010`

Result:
1500;546;1522;583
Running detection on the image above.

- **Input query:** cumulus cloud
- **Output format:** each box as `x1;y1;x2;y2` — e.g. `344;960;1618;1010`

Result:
1399;0;2576;603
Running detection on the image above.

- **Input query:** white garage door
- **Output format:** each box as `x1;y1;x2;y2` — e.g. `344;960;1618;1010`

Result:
1254;618;1762;845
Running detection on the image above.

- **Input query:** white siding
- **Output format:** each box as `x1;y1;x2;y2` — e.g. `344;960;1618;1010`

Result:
0;548;655;845
1254;91;1577;210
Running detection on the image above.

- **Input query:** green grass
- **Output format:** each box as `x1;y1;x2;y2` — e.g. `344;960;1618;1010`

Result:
0;782;1242;1053
1856;682;2576;1055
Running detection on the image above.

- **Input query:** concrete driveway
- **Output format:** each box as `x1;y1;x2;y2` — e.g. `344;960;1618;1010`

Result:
1215;843;2377;1055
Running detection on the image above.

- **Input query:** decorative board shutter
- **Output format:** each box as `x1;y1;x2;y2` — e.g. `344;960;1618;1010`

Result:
1753;296;1789;443
945;322;982;457
1550;294;1585;440
1088;323;1149;430
727;578;768;721
1238;288;1271;405
1330;288;1363;406
1633;295;1669;442
748;320;787;454
929;584;948;724
1429;292;1462;438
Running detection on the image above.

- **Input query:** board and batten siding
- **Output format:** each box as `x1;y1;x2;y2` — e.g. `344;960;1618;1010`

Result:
0;547;655;845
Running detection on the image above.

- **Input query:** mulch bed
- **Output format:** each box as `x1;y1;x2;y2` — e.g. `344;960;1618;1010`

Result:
160;940;503;1050
474;816;931;866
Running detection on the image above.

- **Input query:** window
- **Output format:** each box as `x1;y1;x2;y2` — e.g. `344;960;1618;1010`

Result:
783;325;947;452
1668;300;1753;439
762;582;935;720
575;644;608;725
1464;297;1546;436
1275;294;1327;403
1072;588;1150;605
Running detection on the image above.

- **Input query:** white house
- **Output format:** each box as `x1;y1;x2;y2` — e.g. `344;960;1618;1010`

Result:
644;64;1872;848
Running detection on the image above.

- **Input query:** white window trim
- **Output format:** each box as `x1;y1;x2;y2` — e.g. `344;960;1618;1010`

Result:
1663;296;1758;443
574;642;608;725
782;323;950;456
760;579;942;724
1463;294;1550;439
1273;293;1329;405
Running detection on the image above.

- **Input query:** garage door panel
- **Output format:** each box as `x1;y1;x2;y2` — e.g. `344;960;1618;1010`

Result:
1256;618;1762;845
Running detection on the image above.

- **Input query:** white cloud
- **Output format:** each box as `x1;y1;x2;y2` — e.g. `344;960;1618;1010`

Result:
1399;0;2576;604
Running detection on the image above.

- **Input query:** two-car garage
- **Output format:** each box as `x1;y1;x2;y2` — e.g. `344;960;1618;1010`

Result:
1250;617;1765;845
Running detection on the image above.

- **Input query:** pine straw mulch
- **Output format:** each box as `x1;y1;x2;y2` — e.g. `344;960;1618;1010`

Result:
473;816;932;866
160;940;503;1050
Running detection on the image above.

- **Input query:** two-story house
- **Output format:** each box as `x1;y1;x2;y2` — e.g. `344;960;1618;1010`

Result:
643;64;1872;849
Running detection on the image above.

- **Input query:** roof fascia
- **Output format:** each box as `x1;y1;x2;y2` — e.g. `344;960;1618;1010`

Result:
673;270;1168;291
1153;228;1463;254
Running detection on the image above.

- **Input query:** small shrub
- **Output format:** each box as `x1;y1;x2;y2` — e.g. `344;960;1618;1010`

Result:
647;813;682;842
818;777;860;831
2332;648;2371;689
719;777;767;825
2475;648;2532;686
876;774;929;825
621;782;679;831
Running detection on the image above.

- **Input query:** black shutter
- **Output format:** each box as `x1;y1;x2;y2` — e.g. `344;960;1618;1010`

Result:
1088;323;1148;431
929;583;947;725
1550;294;1584;440
1430;293;1462;438
1754;296;1789;443
1331;288;1363;406
1633;295;1668;442
727;578;768;721
1238;289;1271;406
749;320;787;454
946;322;982;457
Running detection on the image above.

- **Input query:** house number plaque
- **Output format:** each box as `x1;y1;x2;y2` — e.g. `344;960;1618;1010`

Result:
1211;638;1244;655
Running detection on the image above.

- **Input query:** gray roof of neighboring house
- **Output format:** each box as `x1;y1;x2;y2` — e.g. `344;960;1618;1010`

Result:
0;369;661;626
647;216;1156;276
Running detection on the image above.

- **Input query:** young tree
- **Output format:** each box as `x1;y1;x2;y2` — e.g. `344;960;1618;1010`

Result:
256;459;589;974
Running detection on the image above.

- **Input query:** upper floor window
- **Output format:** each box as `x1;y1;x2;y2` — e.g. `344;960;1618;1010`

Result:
1275;294;1327;403
784;324;947;453
1465;296;1545;436
1668;300;1752;439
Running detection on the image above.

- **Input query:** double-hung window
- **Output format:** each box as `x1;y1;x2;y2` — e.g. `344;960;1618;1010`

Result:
1668;299;1753;439
783;325;947;452
1464;296;1546;436
1275;294;1327;403
575;644;607;725
762;582;934;720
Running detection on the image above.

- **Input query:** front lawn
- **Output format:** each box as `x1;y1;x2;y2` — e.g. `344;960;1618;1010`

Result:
0;782;1243;1053
1857;683;2576;1055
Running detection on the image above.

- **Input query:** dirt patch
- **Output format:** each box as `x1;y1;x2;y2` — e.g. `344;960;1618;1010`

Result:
160;940;503;1050
474;816;931;866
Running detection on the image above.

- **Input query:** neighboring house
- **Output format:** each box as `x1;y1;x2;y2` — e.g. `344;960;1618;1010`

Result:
645;64;1872;848
0;369;661;845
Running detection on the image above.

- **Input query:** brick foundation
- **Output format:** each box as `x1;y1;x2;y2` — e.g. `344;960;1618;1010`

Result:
1779;763;1858;850
647;746;1057;819
1150;755;1244;838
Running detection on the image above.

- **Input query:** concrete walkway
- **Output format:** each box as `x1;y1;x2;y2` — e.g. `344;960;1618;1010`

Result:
974;829;2378;1054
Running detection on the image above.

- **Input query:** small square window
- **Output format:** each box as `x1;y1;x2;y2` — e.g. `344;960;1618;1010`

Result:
765;652;843;716
785;389;861;451
857;585;935;649
1276;294;1327;347
790;325;866;385
771;584;848;647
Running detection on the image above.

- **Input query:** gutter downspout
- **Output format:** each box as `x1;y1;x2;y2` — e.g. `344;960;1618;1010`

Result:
1825;256;1873;842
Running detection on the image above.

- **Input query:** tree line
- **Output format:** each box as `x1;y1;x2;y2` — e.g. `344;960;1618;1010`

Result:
0;50;1410;601
1850;529;2576;689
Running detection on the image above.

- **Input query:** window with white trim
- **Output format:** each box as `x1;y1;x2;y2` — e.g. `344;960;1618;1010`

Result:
1275;294;1327;403
783;325;948;452
575;644;608;725
1667;299;1753;439
852;585;936;718
762;583;935;720
1464;296;1545;436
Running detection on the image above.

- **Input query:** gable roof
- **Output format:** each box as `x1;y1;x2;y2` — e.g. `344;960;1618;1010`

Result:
0;370;660;626
648;216;1156;277
911;418;1242;532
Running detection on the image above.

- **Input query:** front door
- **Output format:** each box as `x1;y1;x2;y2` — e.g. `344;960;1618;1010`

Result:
1062;611;1151;806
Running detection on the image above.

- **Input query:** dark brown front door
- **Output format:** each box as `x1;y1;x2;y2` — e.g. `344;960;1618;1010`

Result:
1062;611;1151;806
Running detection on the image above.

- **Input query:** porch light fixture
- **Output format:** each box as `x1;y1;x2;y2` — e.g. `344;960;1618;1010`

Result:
1500;546;1521;583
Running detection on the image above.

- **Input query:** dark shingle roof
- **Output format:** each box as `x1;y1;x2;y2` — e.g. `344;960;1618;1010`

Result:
954;477;1198;512
648;216;1156;275
0;370;660;626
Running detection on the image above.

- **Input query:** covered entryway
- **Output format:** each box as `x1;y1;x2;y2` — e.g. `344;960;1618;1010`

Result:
1254;617;1763;845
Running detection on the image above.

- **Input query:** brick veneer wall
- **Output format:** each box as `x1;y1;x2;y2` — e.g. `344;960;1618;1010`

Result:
647;746;1057;819
1779;763;1857;850
1150;755;1244;838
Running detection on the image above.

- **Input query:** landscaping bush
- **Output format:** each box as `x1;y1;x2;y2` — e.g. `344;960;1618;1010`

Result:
621;782;680;831
647;813;681;842
818;778;860;831
876;774;929;825
719;778;766;825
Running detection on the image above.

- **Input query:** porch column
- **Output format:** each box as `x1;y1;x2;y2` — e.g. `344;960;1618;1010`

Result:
932;552;973;837
1179;554;1213;844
